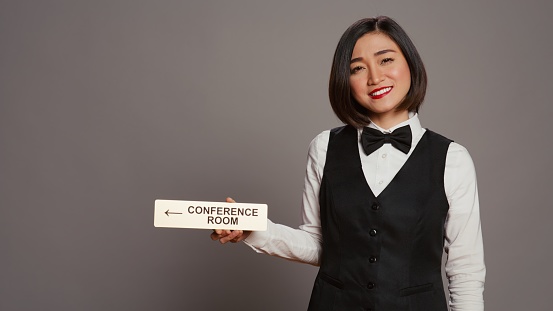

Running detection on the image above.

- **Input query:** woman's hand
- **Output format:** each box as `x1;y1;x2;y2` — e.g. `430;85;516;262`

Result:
210;197;252;244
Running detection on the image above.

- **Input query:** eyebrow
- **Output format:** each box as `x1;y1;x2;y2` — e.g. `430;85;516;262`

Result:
350;49;397;64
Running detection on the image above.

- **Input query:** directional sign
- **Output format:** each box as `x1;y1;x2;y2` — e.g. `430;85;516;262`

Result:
154;199;268;231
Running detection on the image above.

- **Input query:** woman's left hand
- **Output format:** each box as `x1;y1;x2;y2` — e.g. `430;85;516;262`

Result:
210;229;250;244
209;197;252;244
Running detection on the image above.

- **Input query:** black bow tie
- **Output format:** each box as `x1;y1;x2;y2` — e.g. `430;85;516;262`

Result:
361;125;412;155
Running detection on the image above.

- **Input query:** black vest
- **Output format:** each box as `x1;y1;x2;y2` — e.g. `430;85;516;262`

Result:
307;125;452;311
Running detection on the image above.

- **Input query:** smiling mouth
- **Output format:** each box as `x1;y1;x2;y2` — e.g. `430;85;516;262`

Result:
369;86;393;99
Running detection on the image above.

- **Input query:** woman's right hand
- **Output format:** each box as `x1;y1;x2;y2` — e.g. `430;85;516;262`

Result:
210;197;252;244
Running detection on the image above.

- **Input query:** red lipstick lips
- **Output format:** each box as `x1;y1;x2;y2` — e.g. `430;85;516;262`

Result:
369;86;393;99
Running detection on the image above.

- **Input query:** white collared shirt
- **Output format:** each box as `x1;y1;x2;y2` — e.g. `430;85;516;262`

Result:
244;113;485;311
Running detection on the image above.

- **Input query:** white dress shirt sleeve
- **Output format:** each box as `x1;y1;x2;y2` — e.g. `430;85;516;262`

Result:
243;131;328;266
444;143;486;311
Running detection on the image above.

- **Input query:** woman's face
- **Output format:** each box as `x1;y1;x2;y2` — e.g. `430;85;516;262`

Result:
349;32;411;126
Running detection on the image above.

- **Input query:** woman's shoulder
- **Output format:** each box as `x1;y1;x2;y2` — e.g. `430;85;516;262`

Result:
309;124;353;149
308;129;331;153
423;129;470;152
422;129;474;163
438;138;476;173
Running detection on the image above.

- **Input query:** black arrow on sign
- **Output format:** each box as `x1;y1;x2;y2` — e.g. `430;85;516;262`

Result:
165;209;183;217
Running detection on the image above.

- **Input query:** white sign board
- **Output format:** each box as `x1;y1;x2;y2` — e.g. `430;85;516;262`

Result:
154;199;268;231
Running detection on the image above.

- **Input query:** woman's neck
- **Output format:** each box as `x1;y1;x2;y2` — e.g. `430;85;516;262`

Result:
368;110;410;130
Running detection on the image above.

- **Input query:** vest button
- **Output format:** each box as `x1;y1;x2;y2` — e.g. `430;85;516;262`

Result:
371;203;379;210
369;229;377;236
369;256;377;263
367;282;376;289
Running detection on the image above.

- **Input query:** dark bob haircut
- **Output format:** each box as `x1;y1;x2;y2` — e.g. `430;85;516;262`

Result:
329;16;427;128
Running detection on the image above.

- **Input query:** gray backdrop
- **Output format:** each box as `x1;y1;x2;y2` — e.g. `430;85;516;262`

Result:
1;0;552;310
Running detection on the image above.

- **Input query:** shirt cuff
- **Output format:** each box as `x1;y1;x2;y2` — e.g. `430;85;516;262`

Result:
243;220;272;252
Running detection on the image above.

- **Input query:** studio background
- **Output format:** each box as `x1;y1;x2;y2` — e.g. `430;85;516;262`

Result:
1;0;551;310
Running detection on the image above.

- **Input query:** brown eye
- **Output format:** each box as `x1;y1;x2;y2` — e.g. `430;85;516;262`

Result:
381;58;394;65
350;66;364;74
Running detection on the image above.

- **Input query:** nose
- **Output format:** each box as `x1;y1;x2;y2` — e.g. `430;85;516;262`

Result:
368;66;384;85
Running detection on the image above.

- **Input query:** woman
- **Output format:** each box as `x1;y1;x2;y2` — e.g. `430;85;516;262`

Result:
211;16;485;311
